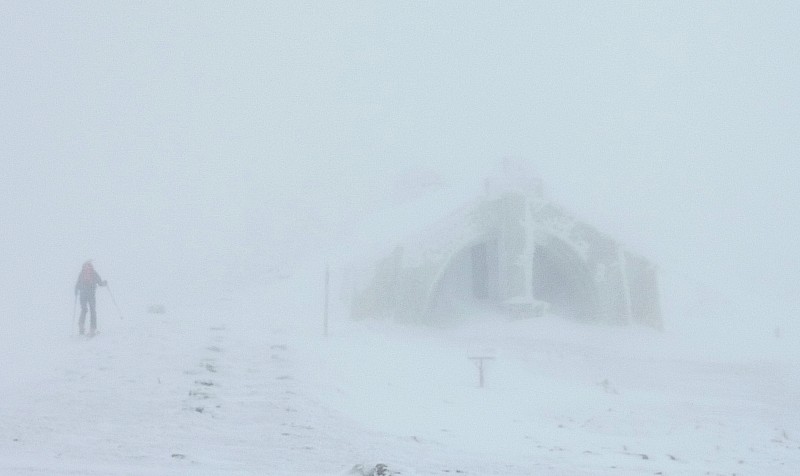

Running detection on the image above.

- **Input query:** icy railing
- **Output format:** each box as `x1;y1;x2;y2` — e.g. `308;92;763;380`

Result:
529;199;590;261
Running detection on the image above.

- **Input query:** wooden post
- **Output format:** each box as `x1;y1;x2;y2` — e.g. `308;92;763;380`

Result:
323;265;330;337
469;356;495;388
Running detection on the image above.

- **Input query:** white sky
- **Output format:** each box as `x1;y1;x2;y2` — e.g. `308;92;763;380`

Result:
2;1;798;323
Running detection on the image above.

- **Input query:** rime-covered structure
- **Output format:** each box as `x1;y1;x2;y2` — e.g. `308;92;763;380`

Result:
351;169;661;328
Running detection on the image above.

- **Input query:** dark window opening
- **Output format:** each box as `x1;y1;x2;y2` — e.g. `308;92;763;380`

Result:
431;240;499;316
532;242;596;320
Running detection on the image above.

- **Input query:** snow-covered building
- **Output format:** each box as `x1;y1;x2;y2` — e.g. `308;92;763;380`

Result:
350;164;662;328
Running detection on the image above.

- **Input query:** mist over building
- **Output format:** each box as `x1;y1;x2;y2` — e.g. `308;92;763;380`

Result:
349;160;661;327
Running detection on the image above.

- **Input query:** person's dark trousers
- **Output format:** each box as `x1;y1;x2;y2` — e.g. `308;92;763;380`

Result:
78;291;97;335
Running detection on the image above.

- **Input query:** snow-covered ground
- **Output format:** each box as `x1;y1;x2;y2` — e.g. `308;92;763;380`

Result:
2;274;798;475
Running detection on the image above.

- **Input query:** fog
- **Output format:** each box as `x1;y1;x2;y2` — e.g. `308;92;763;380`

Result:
4;3;800;474
3;2;799;335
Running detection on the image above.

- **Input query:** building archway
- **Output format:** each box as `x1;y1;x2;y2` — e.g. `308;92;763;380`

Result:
532;237;598;321
428;239;500;318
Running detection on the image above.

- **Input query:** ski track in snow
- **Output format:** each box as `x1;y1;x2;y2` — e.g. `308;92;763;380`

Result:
1;305;799;475
0;311;551;475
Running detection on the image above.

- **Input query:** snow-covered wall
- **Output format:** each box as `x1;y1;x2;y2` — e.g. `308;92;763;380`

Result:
351;181;662;328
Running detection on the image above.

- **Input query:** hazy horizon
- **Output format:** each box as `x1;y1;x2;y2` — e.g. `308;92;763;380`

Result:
3;1;799;330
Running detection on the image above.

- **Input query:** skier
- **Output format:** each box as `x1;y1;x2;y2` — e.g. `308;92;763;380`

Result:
74;260;107;336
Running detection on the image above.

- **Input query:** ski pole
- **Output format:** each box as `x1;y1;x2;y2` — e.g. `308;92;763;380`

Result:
72;293;77;329
106;284;124;320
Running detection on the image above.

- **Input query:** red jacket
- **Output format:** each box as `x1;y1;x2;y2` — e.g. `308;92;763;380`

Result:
75;264;103;295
